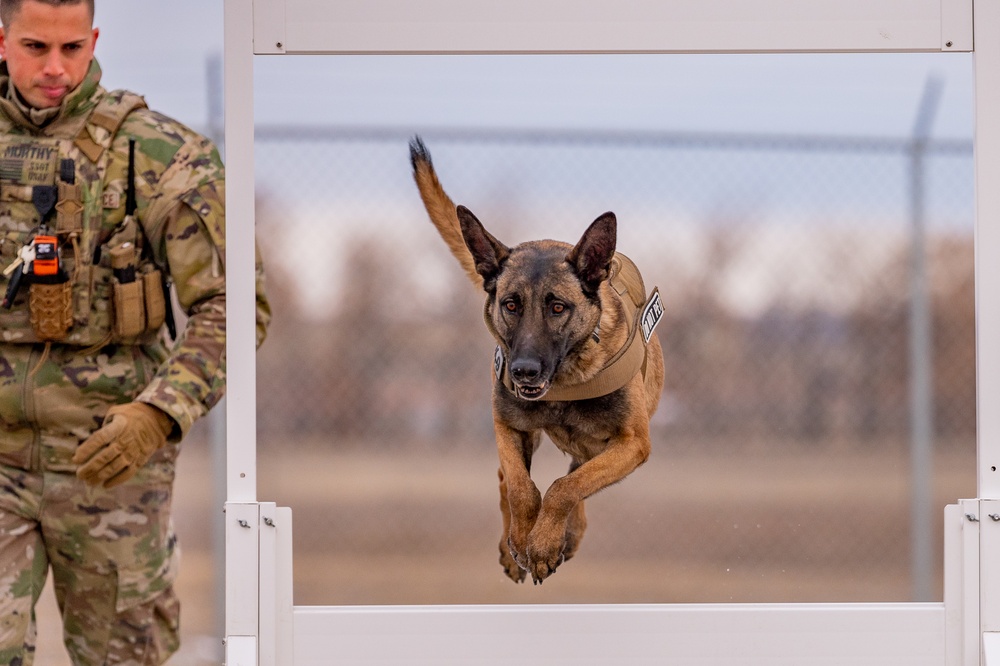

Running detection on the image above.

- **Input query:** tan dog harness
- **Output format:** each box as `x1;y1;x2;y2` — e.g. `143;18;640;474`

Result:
490;253;663;401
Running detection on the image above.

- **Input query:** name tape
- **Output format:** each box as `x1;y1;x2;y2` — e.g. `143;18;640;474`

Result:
641;289;664;343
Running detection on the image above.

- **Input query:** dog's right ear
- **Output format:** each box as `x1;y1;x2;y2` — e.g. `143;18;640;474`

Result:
457;205;509;292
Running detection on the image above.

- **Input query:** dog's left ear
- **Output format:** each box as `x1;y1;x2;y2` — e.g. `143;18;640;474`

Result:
567;212;617;293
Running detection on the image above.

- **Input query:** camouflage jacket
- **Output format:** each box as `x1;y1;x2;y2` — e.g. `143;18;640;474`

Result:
0;59;270;441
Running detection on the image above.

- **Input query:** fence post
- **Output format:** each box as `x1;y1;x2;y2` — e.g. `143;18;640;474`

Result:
909;75;943;603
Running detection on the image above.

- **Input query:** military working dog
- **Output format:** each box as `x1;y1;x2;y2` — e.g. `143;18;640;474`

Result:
409;137;665;584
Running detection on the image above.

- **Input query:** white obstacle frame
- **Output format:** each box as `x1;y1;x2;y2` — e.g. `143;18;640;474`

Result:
222;1;998;663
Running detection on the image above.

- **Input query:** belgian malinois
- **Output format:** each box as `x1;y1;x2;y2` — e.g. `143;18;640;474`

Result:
409;137;665;584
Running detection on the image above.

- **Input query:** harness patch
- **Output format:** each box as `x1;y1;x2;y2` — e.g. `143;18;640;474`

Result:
493;345;504;381
640;289;664;343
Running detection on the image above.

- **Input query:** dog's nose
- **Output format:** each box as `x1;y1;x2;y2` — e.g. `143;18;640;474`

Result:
510;358;543;383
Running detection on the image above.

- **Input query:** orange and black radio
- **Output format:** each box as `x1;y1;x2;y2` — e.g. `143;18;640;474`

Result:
31;235;59;277
1;233;66;309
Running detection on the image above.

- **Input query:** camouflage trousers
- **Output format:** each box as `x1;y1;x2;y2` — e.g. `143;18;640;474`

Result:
0;461;181;666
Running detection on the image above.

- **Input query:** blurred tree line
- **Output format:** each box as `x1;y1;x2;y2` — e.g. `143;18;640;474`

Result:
657;232;973;448
255;199;974;452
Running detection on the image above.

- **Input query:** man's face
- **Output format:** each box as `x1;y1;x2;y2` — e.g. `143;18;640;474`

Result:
0;1;98;109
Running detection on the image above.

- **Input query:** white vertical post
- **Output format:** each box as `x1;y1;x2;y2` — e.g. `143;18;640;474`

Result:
226;502;260;653
909;77;943;603
275;507;295;663
224;0;260;658
983;500;1000;662
974;0;1000;499
257;506;296;664
974;0;1000;658
258;502;278;666
945;500;982;666
223;0;257;502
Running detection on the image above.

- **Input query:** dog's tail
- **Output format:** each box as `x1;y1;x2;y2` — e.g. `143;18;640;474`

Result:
409;136;484;288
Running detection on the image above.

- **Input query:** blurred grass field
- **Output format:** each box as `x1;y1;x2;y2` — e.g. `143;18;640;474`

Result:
32;431;975;665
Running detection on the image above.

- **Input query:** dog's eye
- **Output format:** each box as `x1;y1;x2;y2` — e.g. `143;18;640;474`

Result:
551;302;566;315
503;300;519;314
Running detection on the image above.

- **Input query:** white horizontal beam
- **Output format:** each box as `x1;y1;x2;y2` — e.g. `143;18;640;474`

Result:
252;0;971;55
293;603;944;665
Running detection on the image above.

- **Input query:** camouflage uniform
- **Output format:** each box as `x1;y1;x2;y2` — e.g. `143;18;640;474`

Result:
0;59;270;665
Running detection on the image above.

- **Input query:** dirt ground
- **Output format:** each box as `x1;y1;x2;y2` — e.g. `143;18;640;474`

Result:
32;437;976;664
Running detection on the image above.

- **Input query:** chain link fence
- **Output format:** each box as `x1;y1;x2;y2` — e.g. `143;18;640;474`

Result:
245;125;974;606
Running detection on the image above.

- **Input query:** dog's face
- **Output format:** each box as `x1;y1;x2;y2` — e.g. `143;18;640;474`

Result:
457;205;617;400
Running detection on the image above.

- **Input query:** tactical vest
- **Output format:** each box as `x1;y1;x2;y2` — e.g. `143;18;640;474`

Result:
0;90;167;347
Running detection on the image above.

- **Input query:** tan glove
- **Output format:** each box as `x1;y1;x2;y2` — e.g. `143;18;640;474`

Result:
73;402;174;489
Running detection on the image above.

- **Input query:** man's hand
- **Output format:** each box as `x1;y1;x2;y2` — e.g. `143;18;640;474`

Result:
73;402;174;488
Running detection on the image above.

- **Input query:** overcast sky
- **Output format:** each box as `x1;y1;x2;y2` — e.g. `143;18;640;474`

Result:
91;1;974;140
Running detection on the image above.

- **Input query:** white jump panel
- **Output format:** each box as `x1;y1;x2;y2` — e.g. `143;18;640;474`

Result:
293;603;945;665
251;0;972;54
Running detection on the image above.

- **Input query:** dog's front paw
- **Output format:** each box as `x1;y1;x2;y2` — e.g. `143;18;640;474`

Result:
525;530;568;584
526;544;565;585
499;538;527;583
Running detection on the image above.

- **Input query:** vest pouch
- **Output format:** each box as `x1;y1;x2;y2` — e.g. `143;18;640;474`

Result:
142;269;165;332
29;281;73;341
71;257;91;327
57;180;84;234
112;279;145;339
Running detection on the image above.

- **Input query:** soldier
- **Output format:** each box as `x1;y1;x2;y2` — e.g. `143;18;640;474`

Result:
0;0;270;663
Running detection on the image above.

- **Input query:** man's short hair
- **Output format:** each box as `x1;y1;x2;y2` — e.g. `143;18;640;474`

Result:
0;0;95;28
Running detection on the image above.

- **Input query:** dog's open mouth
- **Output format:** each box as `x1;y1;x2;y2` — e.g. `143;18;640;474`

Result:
515;383;549;400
